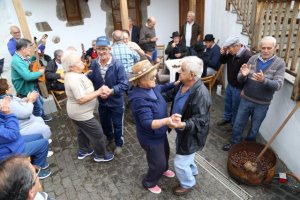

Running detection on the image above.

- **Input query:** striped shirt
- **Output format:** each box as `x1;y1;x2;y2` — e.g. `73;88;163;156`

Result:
99;57;112;79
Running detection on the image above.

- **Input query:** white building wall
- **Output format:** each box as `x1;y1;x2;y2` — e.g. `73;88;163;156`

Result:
147;0;179;48
205;0;300;177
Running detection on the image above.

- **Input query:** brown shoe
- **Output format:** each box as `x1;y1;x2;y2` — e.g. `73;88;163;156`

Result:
172;186;191;196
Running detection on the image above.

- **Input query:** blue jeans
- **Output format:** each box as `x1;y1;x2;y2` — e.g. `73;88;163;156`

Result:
33;93;45;117
230;98;269;144
174;153;198;189
224;84;241;125
22;134;48;168
99;105;124;147
17;88;45;117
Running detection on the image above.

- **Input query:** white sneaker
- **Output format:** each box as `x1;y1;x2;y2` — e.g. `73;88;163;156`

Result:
48;139;52;144
47;151;54;158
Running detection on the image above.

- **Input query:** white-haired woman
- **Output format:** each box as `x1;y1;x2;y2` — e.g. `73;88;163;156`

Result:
62;50;114;162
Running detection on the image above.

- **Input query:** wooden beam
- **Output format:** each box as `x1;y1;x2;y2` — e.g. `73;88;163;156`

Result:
189;0;196;12
120;0;129;30
12;0;32;40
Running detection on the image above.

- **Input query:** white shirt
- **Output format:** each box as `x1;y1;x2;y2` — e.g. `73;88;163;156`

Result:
185;22;194;47
56;61;63;70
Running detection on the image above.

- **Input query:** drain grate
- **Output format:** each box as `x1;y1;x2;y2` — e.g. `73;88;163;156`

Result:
195;154;253;200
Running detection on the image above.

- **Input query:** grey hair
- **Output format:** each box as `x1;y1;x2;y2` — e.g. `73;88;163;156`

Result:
260;36;277;46
187;11;195;18
16;38;32;51
181;56;203;79
54;49;63;59
112;30;124;41
61;50;81;72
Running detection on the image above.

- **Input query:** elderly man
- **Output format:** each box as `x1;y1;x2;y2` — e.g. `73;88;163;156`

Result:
0;156;53;200
111;30;140;77
164;56;211;196
11;38;52;122
165;31;187;60
123;30;145;58
7;25;46;56
180;11;202;56
202;34;221;76
7;25;21;56
223;36;285;151
217;36;252;129
139;17;158;51
45;49;65;91
88;36;128;155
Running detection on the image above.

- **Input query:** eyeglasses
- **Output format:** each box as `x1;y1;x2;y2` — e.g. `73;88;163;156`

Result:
32;165;41;186
12;31;20;34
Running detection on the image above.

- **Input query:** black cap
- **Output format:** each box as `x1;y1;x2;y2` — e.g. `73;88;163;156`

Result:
203;34;215;41
170;31;180;39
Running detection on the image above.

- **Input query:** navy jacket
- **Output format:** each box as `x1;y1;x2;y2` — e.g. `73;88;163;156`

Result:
88;58;128;107
128;83;175;145
203;44;221;71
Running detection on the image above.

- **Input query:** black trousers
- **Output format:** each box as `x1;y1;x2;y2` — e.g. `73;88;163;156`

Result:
50;81;65;91
72;117;106;156
140;138;170;188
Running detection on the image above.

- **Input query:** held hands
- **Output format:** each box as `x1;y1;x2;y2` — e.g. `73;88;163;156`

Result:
98;85;113;99
175;53;181;58
0;96;11;114
167;113;183;129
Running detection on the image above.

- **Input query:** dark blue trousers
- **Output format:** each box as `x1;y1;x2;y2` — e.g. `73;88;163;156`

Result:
140;138;170;188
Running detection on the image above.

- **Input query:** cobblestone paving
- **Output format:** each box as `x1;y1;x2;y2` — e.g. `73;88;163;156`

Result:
44;91;300;200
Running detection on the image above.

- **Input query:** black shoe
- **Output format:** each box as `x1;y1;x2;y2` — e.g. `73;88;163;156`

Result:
43;115;53;122
222;143;234;151
217;119;231;126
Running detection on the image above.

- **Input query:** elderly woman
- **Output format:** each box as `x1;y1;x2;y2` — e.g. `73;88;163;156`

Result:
128;60;181;194
62;50;114;162
0;78;51;140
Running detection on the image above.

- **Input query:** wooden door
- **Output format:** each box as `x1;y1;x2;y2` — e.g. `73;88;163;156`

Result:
111;0;141;30
179;0;205;40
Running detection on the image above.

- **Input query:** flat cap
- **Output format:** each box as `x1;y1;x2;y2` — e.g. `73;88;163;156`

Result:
223;36;240;47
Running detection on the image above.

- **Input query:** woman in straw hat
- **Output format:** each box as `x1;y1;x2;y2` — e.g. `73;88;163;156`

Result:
128;60;181;194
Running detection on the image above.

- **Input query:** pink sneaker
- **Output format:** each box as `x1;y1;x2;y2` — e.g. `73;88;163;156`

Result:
163;170;175;178
148;185;161;194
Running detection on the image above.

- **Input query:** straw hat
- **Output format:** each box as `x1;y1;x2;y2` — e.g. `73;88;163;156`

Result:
129;60;159;82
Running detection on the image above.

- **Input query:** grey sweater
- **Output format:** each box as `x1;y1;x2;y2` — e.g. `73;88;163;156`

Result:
238;54;285;104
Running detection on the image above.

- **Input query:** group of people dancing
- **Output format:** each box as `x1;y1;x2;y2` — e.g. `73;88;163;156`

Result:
0;9;286;199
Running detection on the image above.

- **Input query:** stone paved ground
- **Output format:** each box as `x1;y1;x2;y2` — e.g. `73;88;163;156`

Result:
43;89;300;200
